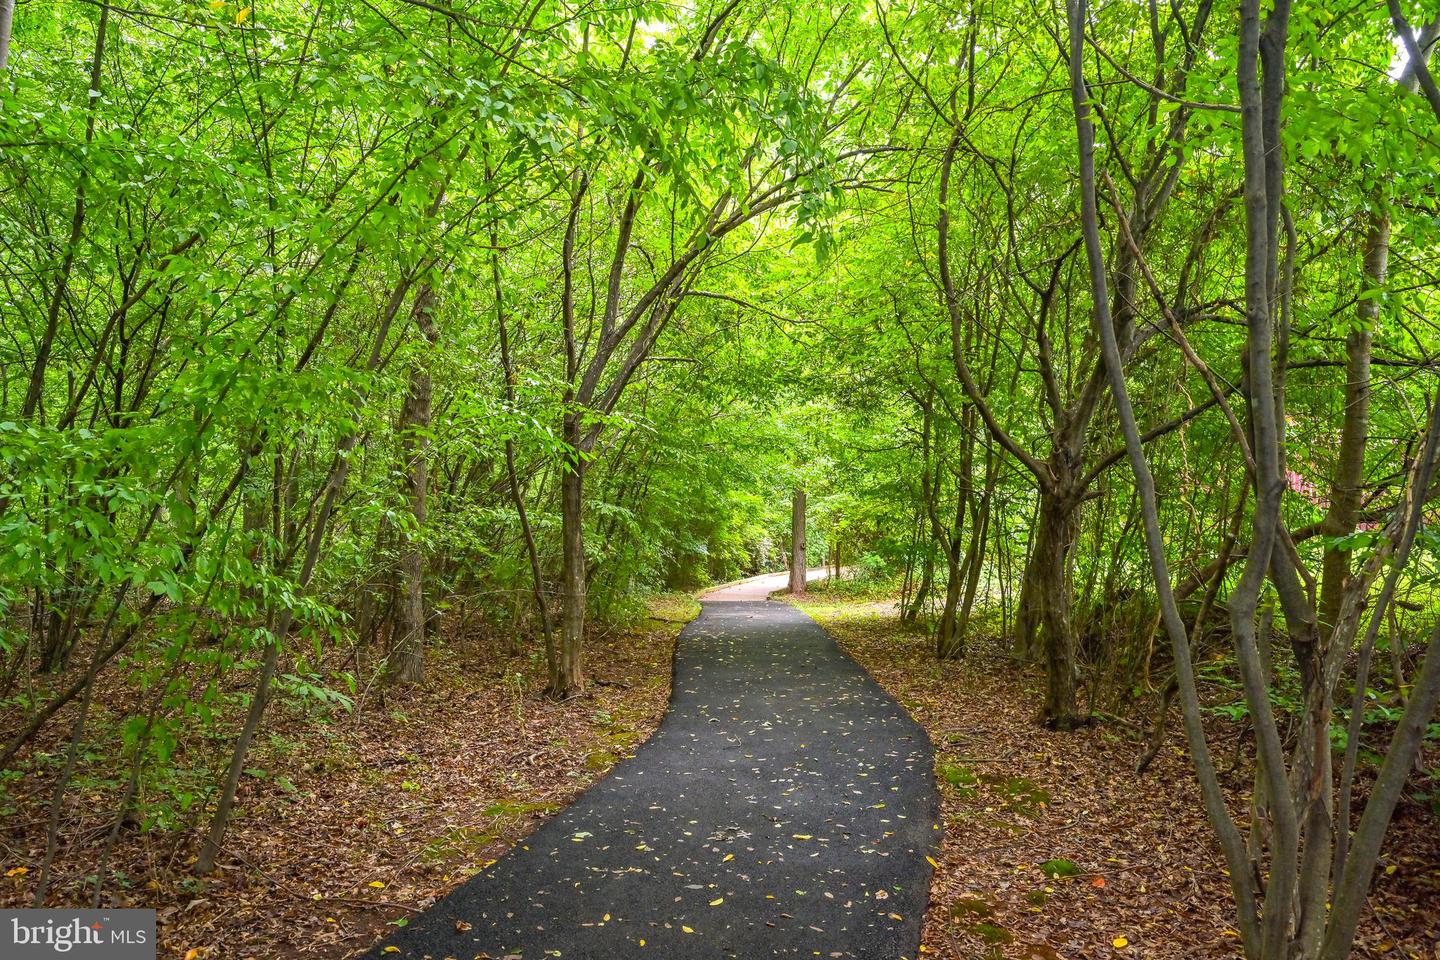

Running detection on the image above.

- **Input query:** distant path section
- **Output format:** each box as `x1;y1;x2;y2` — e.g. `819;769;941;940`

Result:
362;573;937;960
700;566;832;601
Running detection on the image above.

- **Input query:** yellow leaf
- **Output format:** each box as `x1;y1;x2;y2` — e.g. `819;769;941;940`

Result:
368;881;385;888
638;940;646;947
6;867;29;877
383;949;400;955
235;6;251;23
926;856;939;869
888;912;904;921
206;1;224;8
602;914;610;922
722;854;734;862
183;950;201;960
681;925;695;934
792;834;812;840
709;898;723;906
1112;937;1129;949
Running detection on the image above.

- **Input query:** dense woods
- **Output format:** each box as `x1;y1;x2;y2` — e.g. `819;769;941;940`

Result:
2;0;1439;956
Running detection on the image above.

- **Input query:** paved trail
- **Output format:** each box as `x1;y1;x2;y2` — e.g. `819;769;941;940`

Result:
363;572;937;959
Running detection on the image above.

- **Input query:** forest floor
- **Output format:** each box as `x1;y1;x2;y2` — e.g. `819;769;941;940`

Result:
793;593;1440;960
0;594;695;959
5;586;1436;960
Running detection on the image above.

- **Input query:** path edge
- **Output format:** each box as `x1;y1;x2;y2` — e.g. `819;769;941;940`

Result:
774;594;944;960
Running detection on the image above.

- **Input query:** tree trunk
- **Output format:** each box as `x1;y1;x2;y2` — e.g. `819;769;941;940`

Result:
1318;214;1387;629
788;486;807;593
906;543;934;620
386;290;436;684
552;415;586;697
1013;498;1045;659
0;0;14;72
955;443;996;643
24;3;109;419
1029;489;1084;728
491;228;555;671
386;404;427;684
936;494;966;660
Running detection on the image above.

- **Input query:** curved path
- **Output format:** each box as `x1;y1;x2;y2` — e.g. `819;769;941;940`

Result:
363;572;937;959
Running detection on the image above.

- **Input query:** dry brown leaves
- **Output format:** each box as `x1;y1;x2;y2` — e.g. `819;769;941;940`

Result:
0;610;682;959
797;599;1440;960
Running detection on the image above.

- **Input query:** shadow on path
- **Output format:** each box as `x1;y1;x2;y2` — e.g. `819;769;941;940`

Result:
361;593;937;959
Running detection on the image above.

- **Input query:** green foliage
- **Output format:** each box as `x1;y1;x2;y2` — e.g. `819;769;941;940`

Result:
2;3;1438;946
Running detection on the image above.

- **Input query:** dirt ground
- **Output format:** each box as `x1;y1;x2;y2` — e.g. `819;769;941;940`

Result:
795;597;1440;960
0;597;691;959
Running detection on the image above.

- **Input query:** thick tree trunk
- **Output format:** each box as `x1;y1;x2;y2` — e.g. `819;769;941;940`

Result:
552;416;586;697
1034;494;1084;728
788;487;807;593
1318;215;1387;628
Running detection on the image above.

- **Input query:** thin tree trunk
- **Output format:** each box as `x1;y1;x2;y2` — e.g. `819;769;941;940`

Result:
490;218;555;668
197;270;421;873
24;2;108;419
387;287;437;685
956;437;997;641
1330;402;1440;910
1318;216;1387;628
1065;0;1263;947
936;493;966;660
1323;553;1440;959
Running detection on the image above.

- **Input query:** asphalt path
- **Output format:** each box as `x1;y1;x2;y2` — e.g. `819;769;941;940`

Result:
362;571;937;959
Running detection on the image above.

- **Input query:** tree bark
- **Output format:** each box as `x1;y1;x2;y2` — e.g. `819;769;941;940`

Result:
955;435;997;644
552;415;586;697
936;494;966;660
788;486;807;593
0;0;14;72
387;287;437;685
1032;491;1083;728
1318;215;1386;629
